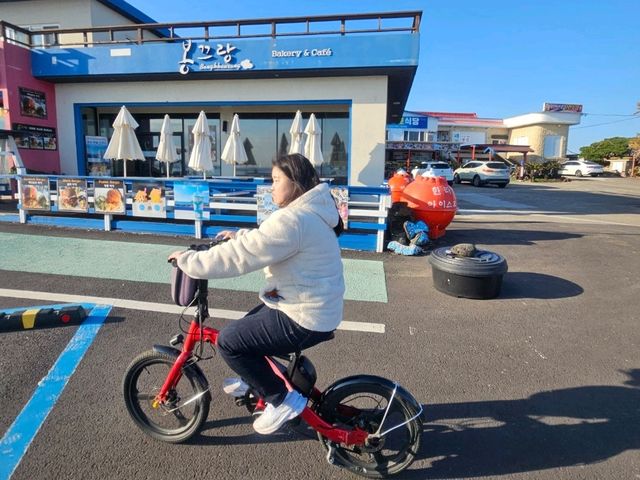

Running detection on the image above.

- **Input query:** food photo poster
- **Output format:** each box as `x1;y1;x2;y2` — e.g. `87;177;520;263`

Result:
94;179;126;215
57;178;88;212
19;87;47;119
21;177;50;211
132;181;166;218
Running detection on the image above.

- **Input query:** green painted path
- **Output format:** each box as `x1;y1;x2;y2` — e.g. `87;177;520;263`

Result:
0;232;387;303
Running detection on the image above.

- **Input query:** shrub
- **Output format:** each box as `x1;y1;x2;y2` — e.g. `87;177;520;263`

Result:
524;160;561;180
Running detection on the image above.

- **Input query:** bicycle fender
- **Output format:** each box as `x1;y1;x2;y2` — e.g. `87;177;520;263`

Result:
152;344;210;390
320;374;424;417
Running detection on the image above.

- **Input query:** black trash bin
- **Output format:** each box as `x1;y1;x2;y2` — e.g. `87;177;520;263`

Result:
429;247;508;299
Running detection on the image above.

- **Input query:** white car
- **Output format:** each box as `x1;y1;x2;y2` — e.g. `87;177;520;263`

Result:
411;162;454;185
558;160;603;177
453;161;510;188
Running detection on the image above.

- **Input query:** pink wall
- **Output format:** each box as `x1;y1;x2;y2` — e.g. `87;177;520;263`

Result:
0;41;60;173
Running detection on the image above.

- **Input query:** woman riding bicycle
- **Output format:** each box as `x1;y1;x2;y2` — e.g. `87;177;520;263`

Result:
168;153;344;435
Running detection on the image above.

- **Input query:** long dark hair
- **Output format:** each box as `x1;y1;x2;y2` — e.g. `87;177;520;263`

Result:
272;153;343;236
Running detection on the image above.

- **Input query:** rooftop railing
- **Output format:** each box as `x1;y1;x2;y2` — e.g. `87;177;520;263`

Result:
0;10;421;49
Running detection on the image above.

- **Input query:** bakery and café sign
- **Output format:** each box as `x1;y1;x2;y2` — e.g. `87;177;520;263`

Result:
178;40;333;75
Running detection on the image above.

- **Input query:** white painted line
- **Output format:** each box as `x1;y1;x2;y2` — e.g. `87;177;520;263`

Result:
338;321;385;334
0;288;385;333
457;209;553;215
0;288;237;318
532;214;640;228
458;210;640;228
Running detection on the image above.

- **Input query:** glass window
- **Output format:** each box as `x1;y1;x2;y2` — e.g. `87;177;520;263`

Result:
321;116;349;182
236;117;277;177
487;162;509;169
543;135;562;158
235;112;349;183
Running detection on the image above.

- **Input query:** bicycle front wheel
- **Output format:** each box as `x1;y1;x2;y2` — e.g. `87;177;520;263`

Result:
123;350;211;443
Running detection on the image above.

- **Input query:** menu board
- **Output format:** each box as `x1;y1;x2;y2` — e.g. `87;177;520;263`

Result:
21;177;50;211
13;124;57;150
57;178;88;212
94;179;126;215
132;181;166;218
173;181;210;220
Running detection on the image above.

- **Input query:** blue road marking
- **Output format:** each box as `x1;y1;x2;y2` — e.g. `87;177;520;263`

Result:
0;304;112;480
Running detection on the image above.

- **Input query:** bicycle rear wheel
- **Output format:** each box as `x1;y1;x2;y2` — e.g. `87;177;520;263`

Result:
316;379;422;478
123;350;210;443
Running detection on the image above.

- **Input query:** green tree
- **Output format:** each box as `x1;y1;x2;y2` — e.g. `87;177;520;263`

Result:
579;137;630;161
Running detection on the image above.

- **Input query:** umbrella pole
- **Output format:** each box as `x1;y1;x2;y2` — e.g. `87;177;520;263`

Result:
166;164;170;178
203;171;206;180
123;159;127;178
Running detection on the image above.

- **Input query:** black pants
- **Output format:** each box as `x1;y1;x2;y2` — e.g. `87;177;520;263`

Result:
217;304;334;406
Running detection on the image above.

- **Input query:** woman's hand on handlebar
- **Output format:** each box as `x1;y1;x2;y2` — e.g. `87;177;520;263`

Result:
168;250;184;265
215;230;237;241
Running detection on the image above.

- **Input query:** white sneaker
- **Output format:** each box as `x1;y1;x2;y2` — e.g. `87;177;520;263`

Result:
222;377;250;398
252;390;307;435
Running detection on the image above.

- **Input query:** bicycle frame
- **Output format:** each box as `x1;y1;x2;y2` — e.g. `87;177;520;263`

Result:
154;285;369;446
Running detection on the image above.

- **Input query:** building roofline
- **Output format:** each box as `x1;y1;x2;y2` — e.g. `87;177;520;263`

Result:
96;0;158;25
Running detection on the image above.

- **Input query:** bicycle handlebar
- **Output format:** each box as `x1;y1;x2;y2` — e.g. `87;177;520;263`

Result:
168;238;230;266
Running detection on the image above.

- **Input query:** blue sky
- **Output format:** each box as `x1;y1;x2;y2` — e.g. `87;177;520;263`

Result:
126;0;640;153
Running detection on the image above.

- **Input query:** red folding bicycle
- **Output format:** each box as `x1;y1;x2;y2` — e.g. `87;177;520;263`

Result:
122;242;423;478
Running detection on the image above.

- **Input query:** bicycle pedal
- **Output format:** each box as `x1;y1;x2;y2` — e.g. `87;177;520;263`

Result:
234;397;247;407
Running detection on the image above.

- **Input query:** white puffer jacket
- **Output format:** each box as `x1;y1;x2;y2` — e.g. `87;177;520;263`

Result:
177;183;345;332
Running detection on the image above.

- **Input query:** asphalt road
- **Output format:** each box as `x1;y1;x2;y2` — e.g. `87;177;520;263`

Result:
1;177;639;480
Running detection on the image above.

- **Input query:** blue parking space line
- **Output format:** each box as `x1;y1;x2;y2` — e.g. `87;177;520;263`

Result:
0;304;111;480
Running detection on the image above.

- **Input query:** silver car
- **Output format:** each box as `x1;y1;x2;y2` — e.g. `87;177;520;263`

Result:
558;160;604;177
453;161;510;188
412;161;454;185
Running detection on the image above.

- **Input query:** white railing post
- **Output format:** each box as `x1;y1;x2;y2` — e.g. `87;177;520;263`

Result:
17;176;26;224
376;192;391;253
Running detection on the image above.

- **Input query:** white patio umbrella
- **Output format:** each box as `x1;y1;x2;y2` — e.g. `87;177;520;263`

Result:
221;114;248;177
304;113;324;168
103;105;145;177
288;110;304;155
188;111;213;179
155;114;178;178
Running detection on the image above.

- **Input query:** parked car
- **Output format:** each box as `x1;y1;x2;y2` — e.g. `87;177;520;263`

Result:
453;161;510;188
412;161;454;185
558;160;604;177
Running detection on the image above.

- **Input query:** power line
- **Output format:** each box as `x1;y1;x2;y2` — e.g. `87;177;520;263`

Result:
582;113;639;117
572;116;640;130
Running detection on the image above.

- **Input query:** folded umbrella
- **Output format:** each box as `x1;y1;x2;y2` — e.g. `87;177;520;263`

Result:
221;113;248;177
103;105;145;177
155;114;178;178
288;110;304;155
188;111;213;179
304;113;324;168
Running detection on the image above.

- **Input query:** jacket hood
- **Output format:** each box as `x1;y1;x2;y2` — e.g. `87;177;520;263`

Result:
289;183;339;228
